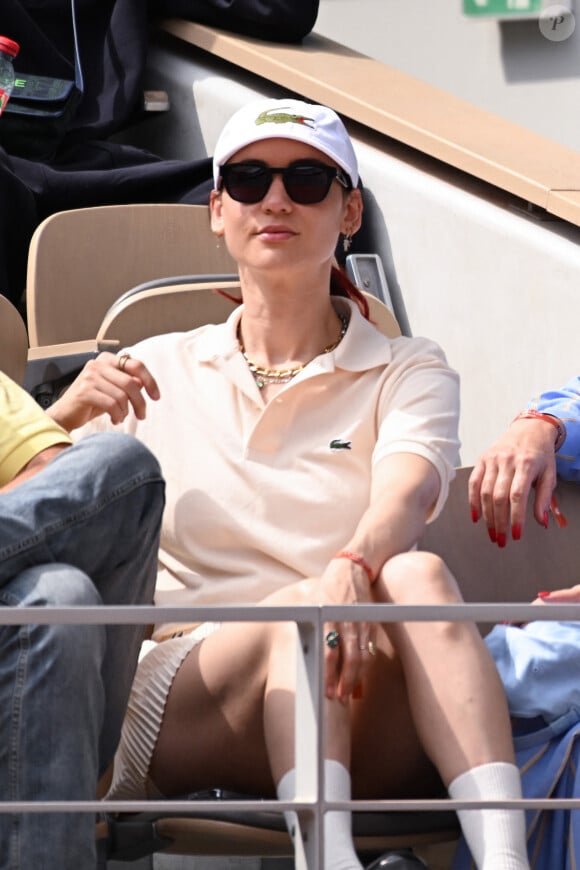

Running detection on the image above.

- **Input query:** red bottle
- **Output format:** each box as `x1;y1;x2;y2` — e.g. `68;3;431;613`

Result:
0;37;20;117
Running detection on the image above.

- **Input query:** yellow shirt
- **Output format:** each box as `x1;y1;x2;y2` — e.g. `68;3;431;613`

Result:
0;372;72;487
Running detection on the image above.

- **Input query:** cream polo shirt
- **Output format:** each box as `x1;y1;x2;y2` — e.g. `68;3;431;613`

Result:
76;300;460;633
0;372;72;487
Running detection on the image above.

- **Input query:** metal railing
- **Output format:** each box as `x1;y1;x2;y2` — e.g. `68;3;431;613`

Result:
2;600;580;868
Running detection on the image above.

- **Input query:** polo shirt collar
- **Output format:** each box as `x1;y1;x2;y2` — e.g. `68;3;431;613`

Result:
195;299;394;372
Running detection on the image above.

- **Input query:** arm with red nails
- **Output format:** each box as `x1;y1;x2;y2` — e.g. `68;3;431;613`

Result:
469;375;580;544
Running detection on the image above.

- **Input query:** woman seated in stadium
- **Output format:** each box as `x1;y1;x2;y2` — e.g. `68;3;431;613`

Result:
49;97;530;870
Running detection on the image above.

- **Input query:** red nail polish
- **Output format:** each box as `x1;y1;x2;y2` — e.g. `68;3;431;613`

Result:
471;508;479;523
497;532;507;548
537;591;551;599
488;527;497;543
511;524;521;541
542;511;549;528
550;495;568;529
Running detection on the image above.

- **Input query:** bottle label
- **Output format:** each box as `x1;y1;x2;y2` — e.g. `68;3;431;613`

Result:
0;89;8;115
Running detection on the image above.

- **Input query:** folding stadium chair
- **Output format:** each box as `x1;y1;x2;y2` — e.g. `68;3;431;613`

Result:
25;271;401;407
0;294;28;385
23;203;238;401
25;204;237;348
94;277;401;349
95;276;241;348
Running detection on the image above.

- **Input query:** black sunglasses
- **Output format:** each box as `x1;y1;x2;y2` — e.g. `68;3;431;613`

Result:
219;161;352;205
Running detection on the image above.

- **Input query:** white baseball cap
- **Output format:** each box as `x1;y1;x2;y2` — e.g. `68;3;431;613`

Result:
212;98;359;189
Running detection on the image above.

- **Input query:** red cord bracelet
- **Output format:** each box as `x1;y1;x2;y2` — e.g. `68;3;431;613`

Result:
334;550;375;584
512;410;566;452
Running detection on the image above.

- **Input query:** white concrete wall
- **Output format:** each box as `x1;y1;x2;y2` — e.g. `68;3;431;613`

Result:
316;0;580;152
350;135;580;464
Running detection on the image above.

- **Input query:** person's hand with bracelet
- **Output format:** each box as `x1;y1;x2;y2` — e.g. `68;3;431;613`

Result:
468;409;566;546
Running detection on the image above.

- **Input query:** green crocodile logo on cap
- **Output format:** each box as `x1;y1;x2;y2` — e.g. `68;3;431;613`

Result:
255;108;315;128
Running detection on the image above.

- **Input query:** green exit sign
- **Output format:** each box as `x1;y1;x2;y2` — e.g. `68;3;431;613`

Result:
464;0;542;14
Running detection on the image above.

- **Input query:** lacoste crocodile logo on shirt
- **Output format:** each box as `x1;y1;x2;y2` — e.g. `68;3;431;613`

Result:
329;438;352;450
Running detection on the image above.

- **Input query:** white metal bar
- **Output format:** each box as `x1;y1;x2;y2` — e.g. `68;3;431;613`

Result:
2;598;579;870
1;601;579;624
295;619;324;870
4;796;580;814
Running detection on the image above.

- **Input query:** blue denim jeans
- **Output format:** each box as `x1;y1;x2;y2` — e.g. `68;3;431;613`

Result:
0;433;165;869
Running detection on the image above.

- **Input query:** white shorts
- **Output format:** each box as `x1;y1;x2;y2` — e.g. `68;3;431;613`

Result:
106;622;221;800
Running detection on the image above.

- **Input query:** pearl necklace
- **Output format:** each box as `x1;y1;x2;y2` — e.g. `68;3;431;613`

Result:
238;312;349;389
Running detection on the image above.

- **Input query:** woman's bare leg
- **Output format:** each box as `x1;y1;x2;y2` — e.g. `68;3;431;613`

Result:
149;615;278;797
149;580;367;869
148;579;436;870
148;559;529;868
150;576;397;795
149;578;432;793
263;598;363;870
368;550;529;870
376;550;515;784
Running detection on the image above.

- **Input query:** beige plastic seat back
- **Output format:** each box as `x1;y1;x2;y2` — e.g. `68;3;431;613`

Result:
96;282;400;349
26;203;237;348
420;466;580;632
0;295;28;384
96;278;241;348
364;292;400;338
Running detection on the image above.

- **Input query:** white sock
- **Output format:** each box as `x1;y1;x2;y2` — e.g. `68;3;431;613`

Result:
277;761;363;870
448;762;529;870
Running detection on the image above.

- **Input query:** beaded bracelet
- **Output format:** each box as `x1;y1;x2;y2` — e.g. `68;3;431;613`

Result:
512;410;567;452
334;550;375;584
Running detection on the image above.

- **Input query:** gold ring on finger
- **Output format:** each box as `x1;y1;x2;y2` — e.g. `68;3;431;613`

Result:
368;640;377;656
117;354;131;372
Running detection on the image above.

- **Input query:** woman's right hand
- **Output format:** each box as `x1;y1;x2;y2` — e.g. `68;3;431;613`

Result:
48;352;160;432
320;558;376;705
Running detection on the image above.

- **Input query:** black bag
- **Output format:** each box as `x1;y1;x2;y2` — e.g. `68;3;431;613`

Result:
0;0;83;162
0;73;81;161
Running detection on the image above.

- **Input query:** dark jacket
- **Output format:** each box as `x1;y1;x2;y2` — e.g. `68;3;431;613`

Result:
3;0;319;141
0;1;318;305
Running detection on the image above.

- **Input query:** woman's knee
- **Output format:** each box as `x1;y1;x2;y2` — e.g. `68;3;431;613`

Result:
379;551;461;604
261;576;320;608
251;579;321;664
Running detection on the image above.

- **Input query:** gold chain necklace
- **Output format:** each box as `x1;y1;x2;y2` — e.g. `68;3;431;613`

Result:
238;312;349;389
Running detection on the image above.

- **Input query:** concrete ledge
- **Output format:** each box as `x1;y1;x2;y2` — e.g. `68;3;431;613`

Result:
160;18;580;228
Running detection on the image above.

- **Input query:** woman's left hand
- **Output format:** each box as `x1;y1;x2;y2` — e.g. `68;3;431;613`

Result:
468;417;557;545
320;558;376;704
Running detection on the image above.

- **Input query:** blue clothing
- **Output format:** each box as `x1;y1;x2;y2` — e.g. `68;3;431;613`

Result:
0;433;164;869
486;622;580;724
452;621;580;869
531;376;580;482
